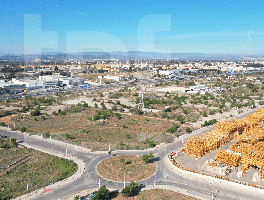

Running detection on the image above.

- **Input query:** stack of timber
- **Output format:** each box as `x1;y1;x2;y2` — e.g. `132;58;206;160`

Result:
214;150;241;167
183;108;264;165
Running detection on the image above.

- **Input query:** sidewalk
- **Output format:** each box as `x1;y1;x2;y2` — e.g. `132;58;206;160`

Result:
164;154;264;200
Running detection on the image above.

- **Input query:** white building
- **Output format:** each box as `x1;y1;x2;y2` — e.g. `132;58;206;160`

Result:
12;78;43;89
159;69;179;76
103;75;120;82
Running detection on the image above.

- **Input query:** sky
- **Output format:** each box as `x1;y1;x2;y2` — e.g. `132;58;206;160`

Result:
1;0;264;55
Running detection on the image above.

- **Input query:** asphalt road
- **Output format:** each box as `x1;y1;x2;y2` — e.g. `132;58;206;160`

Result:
2;125;264;200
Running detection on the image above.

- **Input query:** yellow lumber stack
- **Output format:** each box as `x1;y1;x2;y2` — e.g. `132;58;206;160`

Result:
183;108;264;175
214;150;241;167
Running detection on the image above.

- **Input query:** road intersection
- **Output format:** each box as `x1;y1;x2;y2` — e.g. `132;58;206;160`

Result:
1;107;264;200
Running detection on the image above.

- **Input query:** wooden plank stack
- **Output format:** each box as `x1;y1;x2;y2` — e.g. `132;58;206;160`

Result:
183;108;264;178
214;150;241;167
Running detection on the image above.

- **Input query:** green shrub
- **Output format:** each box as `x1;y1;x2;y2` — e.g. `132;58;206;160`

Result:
115;113;121;120
20;127;26;132
43;132;50;139
186;127;191;133
202;119;217;127
0;122;5;126
121;181;138;197
141;153;154;163
167;124;179;133
65;133;72;139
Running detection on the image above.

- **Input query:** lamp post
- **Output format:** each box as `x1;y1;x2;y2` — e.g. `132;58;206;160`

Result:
124;172;126;188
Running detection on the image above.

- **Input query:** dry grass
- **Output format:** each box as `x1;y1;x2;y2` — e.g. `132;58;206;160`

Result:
112;189;198;200
11;106;175;151
97;155;156;182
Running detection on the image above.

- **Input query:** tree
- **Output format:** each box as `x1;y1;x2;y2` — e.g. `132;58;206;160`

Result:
92;185;111;200
11;138;17;147
120;158;125;164
20;127;26;132
121;181;138;197
30;107;41;116
54;66;59;72
141;153;154;163
74;195;79;200
186;127;191;133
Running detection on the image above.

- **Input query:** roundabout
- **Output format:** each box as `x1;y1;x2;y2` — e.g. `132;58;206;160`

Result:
96;155;156;182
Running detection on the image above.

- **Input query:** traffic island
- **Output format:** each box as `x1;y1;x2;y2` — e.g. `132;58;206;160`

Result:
96;155;156;182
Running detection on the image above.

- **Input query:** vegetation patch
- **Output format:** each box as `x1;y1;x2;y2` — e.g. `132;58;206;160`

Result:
0;143;77;200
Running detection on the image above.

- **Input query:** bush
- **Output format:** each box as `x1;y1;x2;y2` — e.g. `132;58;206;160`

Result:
20;127;26;132
112;106;118;111
115;113;121;120
43;132;50;139
66;133;72;139
167;124;179;133
30;107;41;116
202;119;217;127
119;107;125;112
87;116;92;121
0;122;5;126
209;110;215;115
135;109;144;115
186;127;191;133
144;139;155;147
22;106;26;113
134;145;139;150
177;115;184;124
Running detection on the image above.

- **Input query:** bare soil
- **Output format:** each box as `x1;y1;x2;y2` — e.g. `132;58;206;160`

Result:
112;189;198;200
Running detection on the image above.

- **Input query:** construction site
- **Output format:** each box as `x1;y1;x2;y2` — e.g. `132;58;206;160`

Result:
173;108;264;187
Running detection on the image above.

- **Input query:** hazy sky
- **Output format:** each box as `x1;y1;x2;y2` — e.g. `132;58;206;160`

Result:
1;0;264;55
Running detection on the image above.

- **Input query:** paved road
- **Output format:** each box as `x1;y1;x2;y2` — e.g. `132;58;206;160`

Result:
2;124;264;200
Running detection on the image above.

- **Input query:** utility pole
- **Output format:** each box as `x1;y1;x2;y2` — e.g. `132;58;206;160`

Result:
124;172;126;188
154;174;156;187
109;141;110;151
87;68;88;93
98;177;100;188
